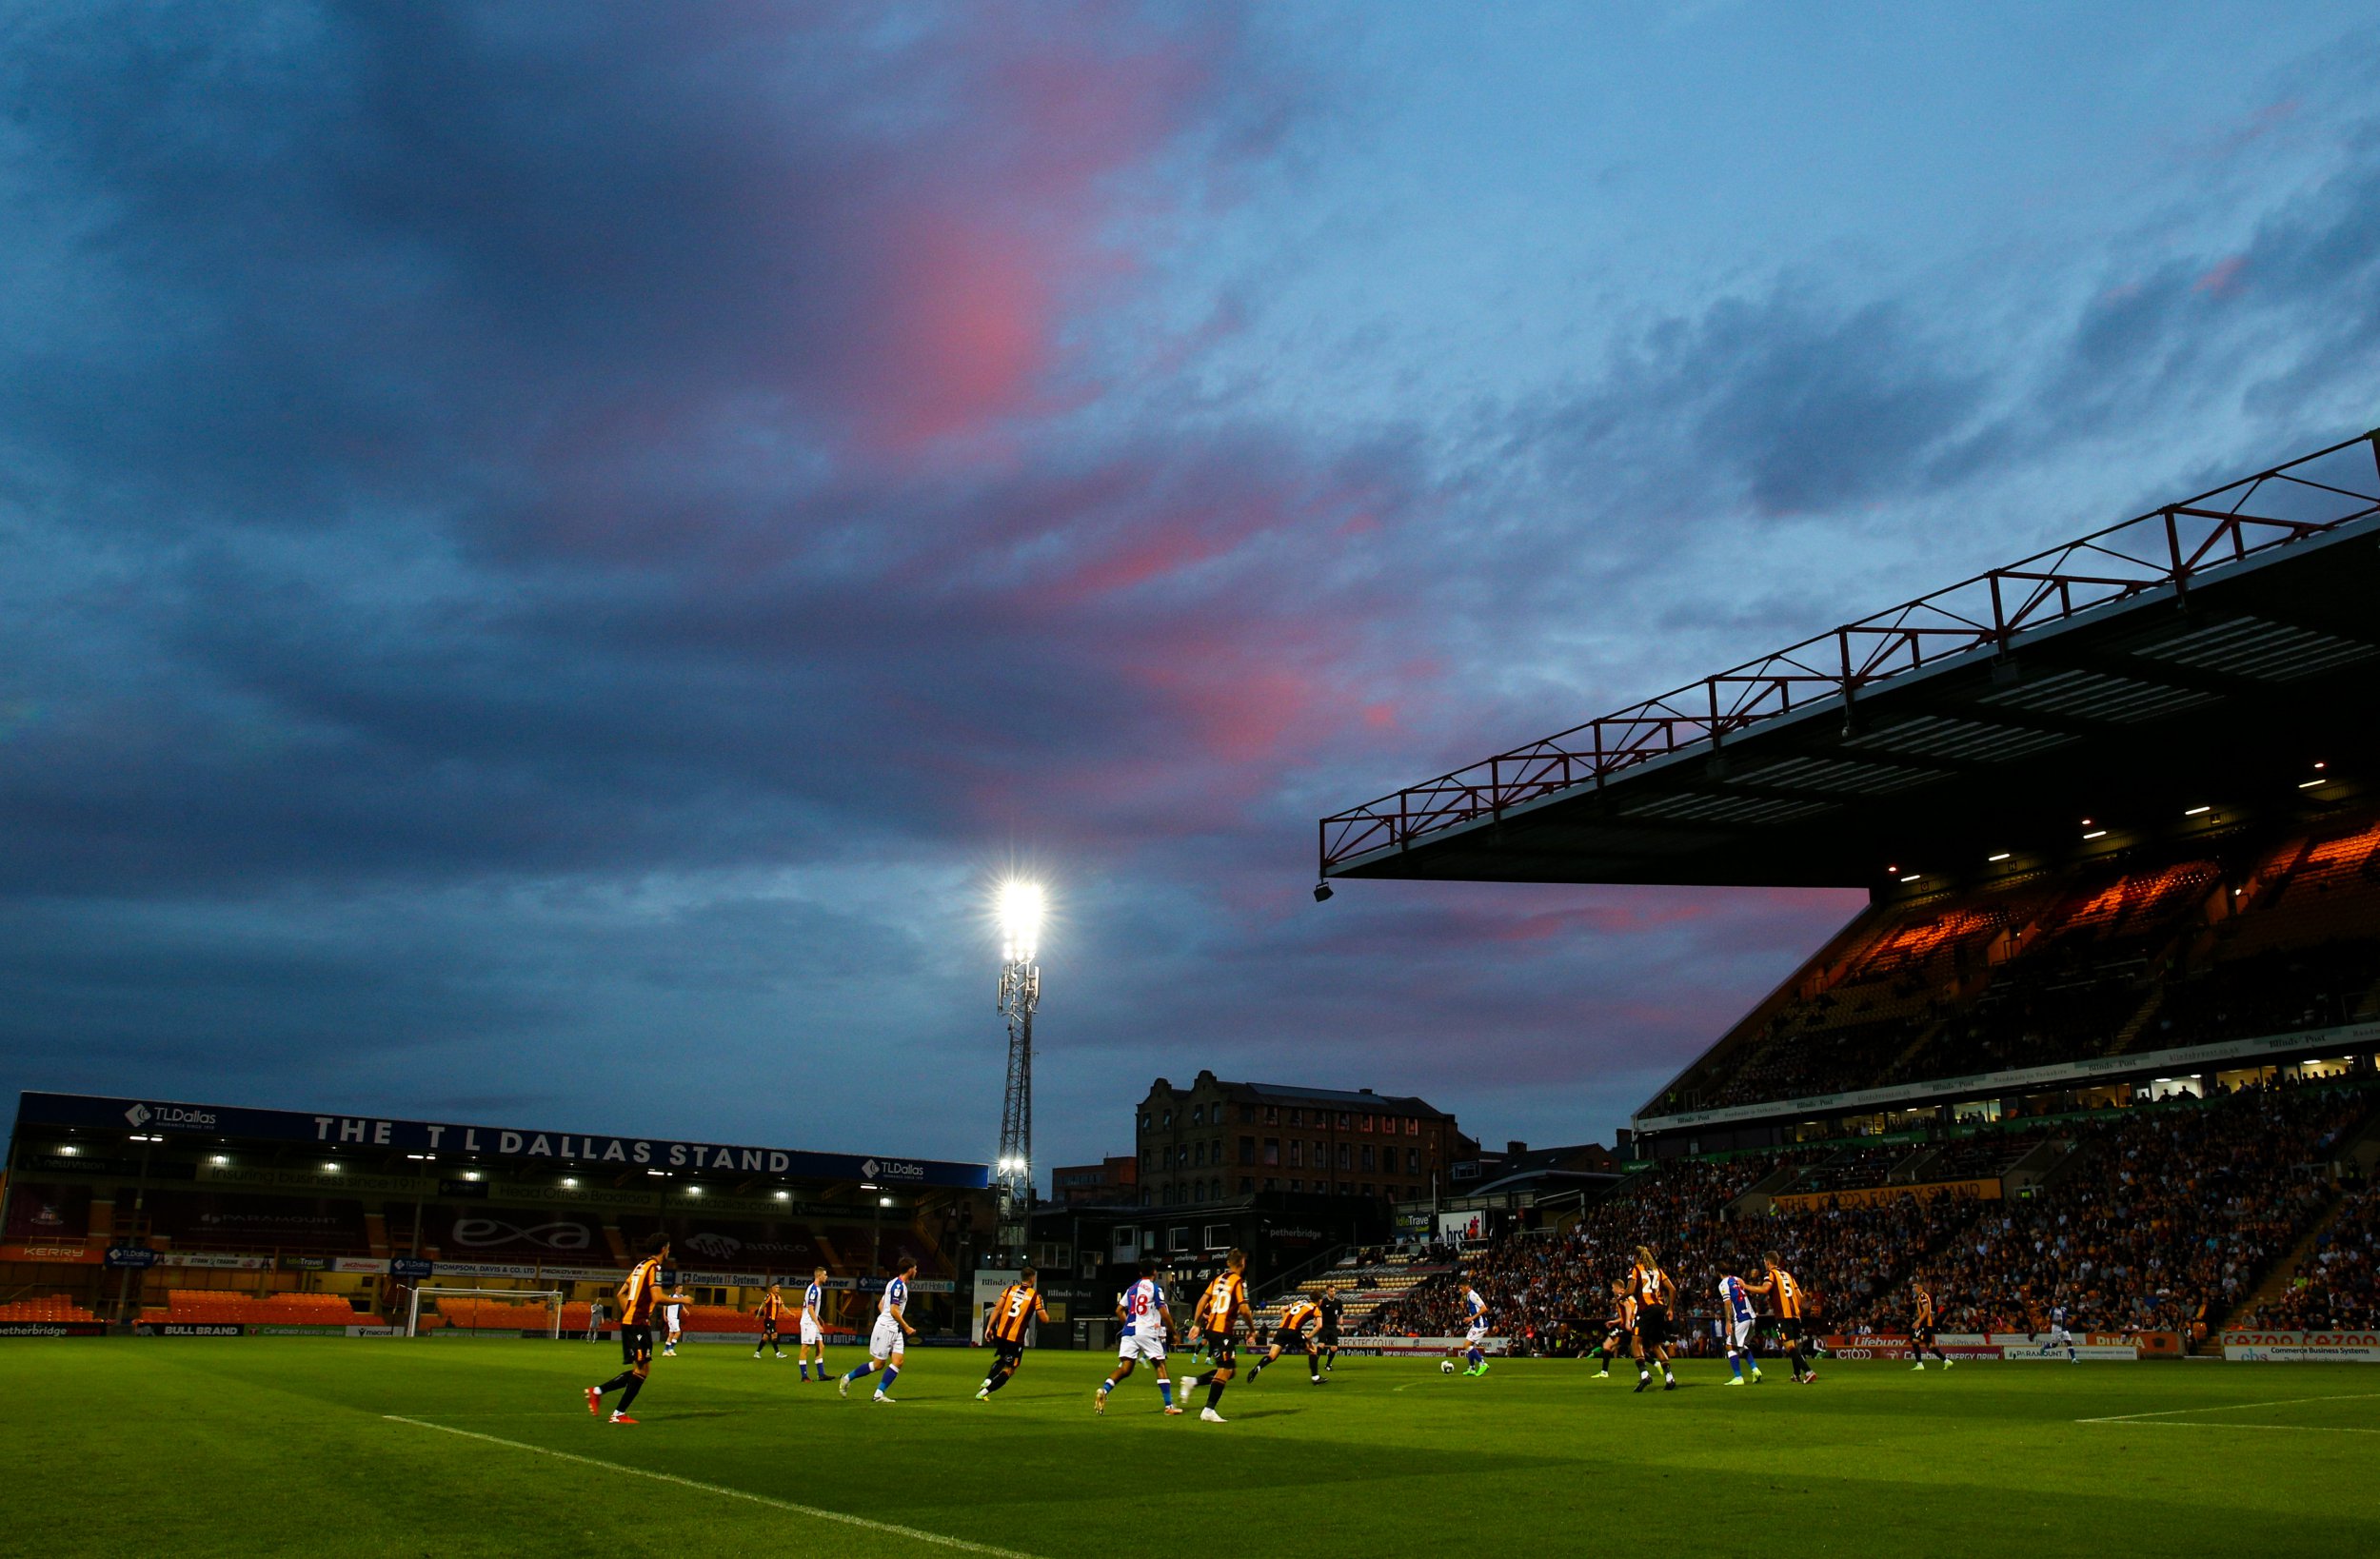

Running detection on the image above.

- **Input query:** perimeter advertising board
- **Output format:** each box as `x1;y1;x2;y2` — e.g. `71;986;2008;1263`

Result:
1819;1331;2155;1361
2221;1330;2380;1362
1339;1334;1508;1357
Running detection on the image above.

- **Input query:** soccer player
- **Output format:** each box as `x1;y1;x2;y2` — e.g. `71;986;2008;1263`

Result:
753;1282;788;1359
661;1289;687;1356
1592;1279;1636;1379
1628;1245;1677;1392
1717;1273;1762;1385
840;1258;917;1403
798;1266;832;1382
1458;1278;1490;1376
1910;1275;1951;1371
1095;1257;1182;1415
1181;1248;1253;1423
1317;1290;1345;1373
979;1265;1049;1401
1248;1294;1326;1384
1744;1250;1814;1384
2041;1295;2078;1362
585;1233;669;1426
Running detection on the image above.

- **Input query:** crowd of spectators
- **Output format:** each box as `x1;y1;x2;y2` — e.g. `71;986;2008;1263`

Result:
2242;1178;2379;1332
1889;1080;2370;1336
1366;1080;2373;1349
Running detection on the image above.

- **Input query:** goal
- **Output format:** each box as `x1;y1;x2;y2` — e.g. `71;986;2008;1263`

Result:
407;1285;565;1339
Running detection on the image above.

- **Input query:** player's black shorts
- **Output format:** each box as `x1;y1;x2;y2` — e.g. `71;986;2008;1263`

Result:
761;1321;780;1342
1603;1323;1634;1347
1636;1306;1670;1349
620;1323;652;1367
1270;1326;1313;1352
1318;1325;1339;1347
1203;1330;1238;1367
992;1338;1024;1368
1914;1323;1936;1349
1775;1315;1803;1342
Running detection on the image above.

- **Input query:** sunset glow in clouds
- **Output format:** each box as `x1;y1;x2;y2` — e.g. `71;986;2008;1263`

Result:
3;1;2379;1171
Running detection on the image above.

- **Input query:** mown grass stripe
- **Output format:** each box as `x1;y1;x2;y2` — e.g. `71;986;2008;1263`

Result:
383;1414;1041;1557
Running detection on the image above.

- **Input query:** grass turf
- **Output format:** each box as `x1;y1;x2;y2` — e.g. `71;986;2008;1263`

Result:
3;1340;2375;1557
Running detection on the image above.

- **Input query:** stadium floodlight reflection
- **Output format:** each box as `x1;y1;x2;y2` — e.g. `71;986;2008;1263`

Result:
994;880;1044;1258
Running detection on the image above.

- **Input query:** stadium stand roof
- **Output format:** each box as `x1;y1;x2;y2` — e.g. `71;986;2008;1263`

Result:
1319;430;2380;892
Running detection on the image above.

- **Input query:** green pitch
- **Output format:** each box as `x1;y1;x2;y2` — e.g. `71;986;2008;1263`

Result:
3;1342;2375;1557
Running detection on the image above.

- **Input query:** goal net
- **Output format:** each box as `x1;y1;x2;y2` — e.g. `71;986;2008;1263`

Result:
407;1285;565;1339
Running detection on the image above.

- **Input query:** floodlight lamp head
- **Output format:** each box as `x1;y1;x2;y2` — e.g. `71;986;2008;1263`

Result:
999;879;1044;961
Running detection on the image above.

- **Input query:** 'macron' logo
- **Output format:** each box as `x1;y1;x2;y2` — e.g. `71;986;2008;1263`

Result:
124;1103;153;1128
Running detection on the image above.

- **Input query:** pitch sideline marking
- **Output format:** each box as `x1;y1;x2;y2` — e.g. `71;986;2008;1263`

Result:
384;1415;1041;1557
2075;1391;2380;1429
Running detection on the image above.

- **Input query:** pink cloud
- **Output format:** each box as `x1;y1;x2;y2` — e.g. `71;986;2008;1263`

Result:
2193;255;2248;296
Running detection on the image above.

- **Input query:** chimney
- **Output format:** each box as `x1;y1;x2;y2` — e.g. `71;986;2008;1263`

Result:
1506;1140;1527;1156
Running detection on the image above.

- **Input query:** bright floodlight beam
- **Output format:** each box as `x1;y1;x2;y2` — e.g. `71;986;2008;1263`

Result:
999;879;1044;961
994;880;1044;1259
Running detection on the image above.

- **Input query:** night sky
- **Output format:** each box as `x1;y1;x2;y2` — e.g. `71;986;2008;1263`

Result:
6;3;2378;1180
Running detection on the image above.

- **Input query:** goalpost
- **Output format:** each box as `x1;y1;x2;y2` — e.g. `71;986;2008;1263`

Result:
407;1285;565;1339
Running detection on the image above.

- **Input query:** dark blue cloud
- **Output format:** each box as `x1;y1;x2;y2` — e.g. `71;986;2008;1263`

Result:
2;3;2375;1173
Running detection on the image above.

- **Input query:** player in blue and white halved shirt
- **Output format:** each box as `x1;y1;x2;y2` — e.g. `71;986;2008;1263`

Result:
839;1257;917;1403
1458;1281;1489;1376
1717;1273;1763;1385
1095;1257;1182;1415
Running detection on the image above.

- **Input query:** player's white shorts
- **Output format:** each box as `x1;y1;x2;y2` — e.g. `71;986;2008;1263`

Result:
800;1314;823;1346
1118;1332;1167;1364
1728;1316;1755;1351
1465;1324;1487;1346
2042;1327;2073;1349
869;1315;904;1360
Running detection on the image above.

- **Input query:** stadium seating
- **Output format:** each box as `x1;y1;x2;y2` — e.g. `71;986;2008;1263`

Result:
153;1290;385;1327
0;1294;100;1323
426;1295;554;1332
1256;1247;1452;1334
1657;824;2380;1114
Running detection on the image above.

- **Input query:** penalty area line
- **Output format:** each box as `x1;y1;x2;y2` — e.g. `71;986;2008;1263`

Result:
383;1415;1041;1557
2076;1391;2380;1428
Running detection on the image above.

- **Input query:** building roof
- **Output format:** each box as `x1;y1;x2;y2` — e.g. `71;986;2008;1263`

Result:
1146;1074;1451;1119
1320;431;2380;890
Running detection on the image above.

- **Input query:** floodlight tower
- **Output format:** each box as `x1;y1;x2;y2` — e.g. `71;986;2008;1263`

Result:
994;881;1043;1259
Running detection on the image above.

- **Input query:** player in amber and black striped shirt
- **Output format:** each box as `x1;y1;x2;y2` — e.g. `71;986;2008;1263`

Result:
1180;1249;1252;1423
1593;1280;1636;1379
585;1233;671;1425
976;1266;1049;1401
1248;1296;1326;1385
1745;1251;1815;1384
1627;1246;1678;1393
1910;1275;1951;1372
754;1283;788;1359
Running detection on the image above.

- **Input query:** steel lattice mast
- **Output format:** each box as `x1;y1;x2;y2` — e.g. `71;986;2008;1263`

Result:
994;883;1042;1258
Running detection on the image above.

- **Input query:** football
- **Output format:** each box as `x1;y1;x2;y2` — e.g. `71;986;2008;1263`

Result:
1440;1358;1458;1373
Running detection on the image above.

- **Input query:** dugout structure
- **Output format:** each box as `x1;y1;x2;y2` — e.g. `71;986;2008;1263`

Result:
1319;430;2380;1153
